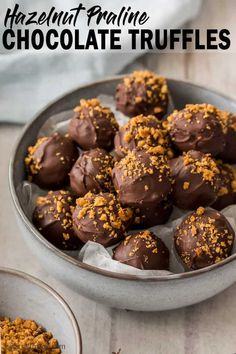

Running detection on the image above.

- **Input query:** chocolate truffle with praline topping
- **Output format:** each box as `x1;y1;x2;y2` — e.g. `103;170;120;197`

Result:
33;190;80;250
68;98;118;151
114;114;174;160
72;192;133;247
168;103;226;156
113;230;169;270
116;70;169;118
174;207;235;270
25;133;78;189
219;114;236;163
169;150;221;210
133;198;173;228
112;149;173;208
212;162;236;210
70;148;114;197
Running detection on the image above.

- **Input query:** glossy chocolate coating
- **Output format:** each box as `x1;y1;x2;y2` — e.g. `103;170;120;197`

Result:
174;207;235;270
25;133;78;189
115;70;169;118
212;162;236;210
114;114;174;161
70;148;114;196
133;198;173;228
112;149;173;208
113;230;169;270
72;192;133;247
168;104;225;156
68;99;118;151
33;190;80;250
219;114;236;163
169;150;220;210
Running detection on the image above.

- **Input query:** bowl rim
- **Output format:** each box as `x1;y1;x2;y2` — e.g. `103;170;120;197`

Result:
9;75;236;283
0;267;82;354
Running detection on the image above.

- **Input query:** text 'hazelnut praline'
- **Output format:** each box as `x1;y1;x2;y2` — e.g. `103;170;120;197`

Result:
212;162;236;210
70;148;114;197
219;114;236;163
33;190;80;250
114;114;174;161
167;103;226;156
113;230;169;270
174;207;235;270
68;98;118;151
169;150;220;210
72;192;133;247
112;149;173;208
25;133;78;189
115;70;169;118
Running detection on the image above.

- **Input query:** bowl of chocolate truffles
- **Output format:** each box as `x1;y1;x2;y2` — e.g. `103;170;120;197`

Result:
0;267;82;353
9;70;236;311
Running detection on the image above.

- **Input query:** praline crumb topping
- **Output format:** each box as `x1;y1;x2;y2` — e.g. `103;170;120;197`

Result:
76;192;133;238
182;151;219;186
74;98;118;131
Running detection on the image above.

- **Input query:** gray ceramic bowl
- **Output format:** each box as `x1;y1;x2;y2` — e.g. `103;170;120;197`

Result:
9;76;236;312
0;267;82;353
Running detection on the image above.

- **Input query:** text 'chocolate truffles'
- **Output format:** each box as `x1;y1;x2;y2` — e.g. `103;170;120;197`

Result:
113;230;169;270
174;207;235;270
68;98;118;151
116;70;169;118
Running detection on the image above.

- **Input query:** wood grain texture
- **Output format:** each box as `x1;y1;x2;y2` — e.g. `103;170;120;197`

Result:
0;1;236;353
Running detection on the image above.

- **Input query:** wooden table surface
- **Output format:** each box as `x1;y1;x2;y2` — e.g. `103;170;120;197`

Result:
1;1;236;353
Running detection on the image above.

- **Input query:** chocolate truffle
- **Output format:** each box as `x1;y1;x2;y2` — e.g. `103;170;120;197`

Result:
114;114;174;160
174;207;235;270
113;230;169;270
70;148;114;196
167;103;226;156
116;70;169;118
72;192;133;247
219;114;236;163
133;198;173;228
25;133;78;189
68;98;118;151
212;162;236;210
112;149;173;208
170;150;220;210
33;190;80;250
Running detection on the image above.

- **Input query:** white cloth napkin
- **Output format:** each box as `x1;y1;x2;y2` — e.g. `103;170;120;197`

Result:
0;0;201;123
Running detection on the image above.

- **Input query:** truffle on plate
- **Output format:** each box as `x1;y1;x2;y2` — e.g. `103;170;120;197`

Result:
112;149;173;208
133;198;173;228
68;98;118;151
25;133;78;189
115;70;169;118
33;190;80;250
219;114;236;163
114;114;174;160
72;192;133;247
167;103;226;156
169;150;220;210
174;207;235;270
212;162;236;210
70;148;114;196
113;230;169;270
